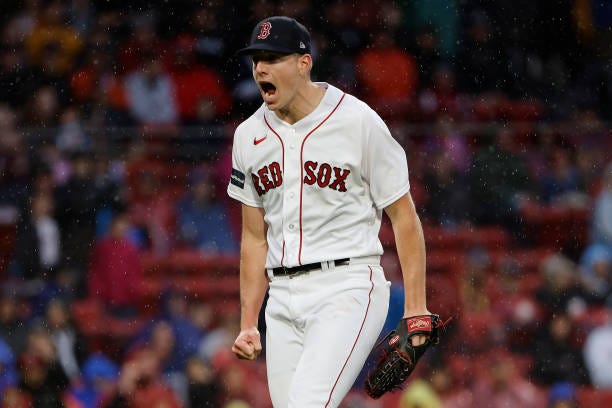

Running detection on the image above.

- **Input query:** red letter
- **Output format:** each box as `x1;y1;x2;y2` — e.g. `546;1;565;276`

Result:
258;166;274;192
329;167;351;192
257;22;272;39
269;162;283;187
303;161;317;185
317;163;332;188
251;174;265;196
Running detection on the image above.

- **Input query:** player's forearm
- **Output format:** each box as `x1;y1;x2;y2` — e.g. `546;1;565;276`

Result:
386;195;428;316
239;233;269;330
395;220;427;315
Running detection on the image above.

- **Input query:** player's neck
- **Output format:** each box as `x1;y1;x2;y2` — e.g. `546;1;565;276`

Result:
276;82;326;125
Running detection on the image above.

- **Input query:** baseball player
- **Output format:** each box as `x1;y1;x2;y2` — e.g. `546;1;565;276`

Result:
228;16;430;407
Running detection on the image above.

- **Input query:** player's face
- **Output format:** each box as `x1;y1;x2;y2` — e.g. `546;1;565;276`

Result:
251;51;304;111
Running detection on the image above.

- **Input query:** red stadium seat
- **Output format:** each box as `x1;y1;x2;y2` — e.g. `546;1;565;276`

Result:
427;273;461;315
577;387;612;406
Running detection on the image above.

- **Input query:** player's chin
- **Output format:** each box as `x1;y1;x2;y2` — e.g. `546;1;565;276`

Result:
263;99;280;110
261;93;279;107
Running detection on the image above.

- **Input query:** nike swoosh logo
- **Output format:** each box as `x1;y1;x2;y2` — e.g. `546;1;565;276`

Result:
254;136;267;145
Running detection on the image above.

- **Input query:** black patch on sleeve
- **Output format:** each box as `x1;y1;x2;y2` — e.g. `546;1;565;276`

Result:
231;168;245;188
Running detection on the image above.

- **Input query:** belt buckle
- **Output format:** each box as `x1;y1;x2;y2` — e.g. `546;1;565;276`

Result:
281;266;297;278
286;266;301;278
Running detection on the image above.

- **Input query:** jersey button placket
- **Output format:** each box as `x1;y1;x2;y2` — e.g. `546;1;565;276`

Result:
281;126;301;265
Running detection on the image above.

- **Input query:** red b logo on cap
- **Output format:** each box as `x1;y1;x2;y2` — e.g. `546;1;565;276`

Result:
257;22;272;39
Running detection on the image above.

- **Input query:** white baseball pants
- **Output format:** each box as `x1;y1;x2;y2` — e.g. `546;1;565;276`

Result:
265;258;390;407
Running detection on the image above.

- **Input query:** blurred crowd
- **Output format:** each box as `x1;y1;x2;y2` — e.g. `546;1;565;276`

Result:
1;0;612;407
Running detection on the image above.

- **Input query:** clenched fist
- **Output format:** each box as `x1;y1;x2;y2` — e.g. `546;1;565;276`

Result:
232;327;262;360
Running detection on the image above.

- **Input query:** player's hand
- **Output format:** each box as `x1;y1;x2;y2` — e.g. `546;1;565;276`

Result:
232;327;262;360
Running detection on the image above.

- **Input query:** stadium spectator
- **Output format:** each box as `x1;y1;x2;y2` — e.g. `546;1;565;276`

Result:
128;289;206;401
539;147;588;206
55;152;104;290
530;312;590;386
0;106;31;207
0;21;39;109
399;379;443;408
469;127;532;231
354;27;418;120
421;149;470;226
313;0;370;94
417;66;463;121
11;192;61;283
470;352;546;407
24;0;82;103
127;320;188;402
583;294;612;388
64;353;119;408
99;348;182;408
55;106;93;154
22;85;61;128
115;13;163;75
25;1;82;74
579;243;612;302
186;5;227;70
87;212;144;317
401;0;459;59
428;364;474;408
547;382;578;408
535;254;589;319
123;52;178;126
168;34;233;123
44;298;89;381
176;167;239;255
411;25;445;91
0;337;18;397
17;326;70;408
123;155;176;254
185;354;221;408
488;257;540;351
0;293;30;357
590;161;612;251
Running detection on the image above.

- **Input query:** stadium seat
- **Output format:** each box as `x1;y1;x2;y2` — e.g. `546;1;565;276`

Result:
427;274;461;316
577;387;612;406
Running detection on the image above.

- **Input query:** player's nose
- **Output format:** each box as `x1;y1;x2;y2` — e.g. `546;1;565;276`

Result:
253;60;267;75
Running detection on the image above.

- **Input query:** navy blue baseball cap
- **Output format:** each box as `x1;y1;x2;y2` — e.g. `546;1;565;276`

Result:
237;16;311;56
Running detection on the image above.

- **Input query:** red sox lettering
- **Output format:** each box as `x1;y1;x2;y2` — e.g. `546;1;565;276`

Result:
251;161;351;196
252;162;283;196
303;161;351;192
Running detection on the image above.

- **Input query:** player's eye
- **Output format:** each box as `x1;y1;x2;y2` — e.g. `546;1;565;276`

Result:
252;53;284;65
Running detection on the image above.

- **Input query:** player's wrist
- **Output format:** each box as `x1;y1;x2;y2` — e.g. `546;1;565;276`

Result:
403;309;430;318
240;325;260;333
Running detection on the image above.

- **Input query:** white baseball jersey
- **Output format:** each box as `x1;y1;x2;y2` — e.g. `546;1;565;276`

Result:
227;83;410;268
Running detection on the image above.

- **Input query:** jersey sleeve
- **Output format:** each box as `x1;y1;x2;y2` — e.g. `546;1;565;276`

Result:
363;108;410;209
227;128;264;208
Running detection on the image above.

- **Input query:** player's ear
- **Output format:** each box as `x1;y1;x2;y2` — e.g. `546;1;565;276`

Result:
297;54;312;77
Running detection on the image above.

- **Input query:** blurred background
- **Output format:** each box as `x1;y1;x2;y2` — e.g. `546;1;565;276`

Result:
0;0;611;407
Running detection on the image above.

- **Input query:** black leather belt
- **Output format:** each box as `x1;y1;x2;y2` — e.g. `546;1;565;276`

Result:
271;258;350;277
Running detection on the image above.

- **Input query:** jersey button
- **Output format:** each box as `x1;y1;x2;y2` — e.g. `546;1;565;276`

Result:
288;192;295;199
288;224;295;230
289;144;295;149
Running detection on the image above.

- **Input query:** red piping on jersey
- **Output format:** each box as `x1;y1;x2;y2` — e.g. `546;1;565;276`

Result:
298;93;346;264
325;266;374;407
264;114;286;266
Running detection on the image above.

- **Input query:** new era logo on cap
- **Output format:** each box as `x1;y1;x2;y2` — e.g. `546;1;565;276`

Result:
237;16;312;56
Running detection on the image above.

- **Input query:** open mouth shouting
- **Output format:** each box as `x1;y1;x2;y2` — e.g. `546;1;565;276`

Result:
259;81;278;103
